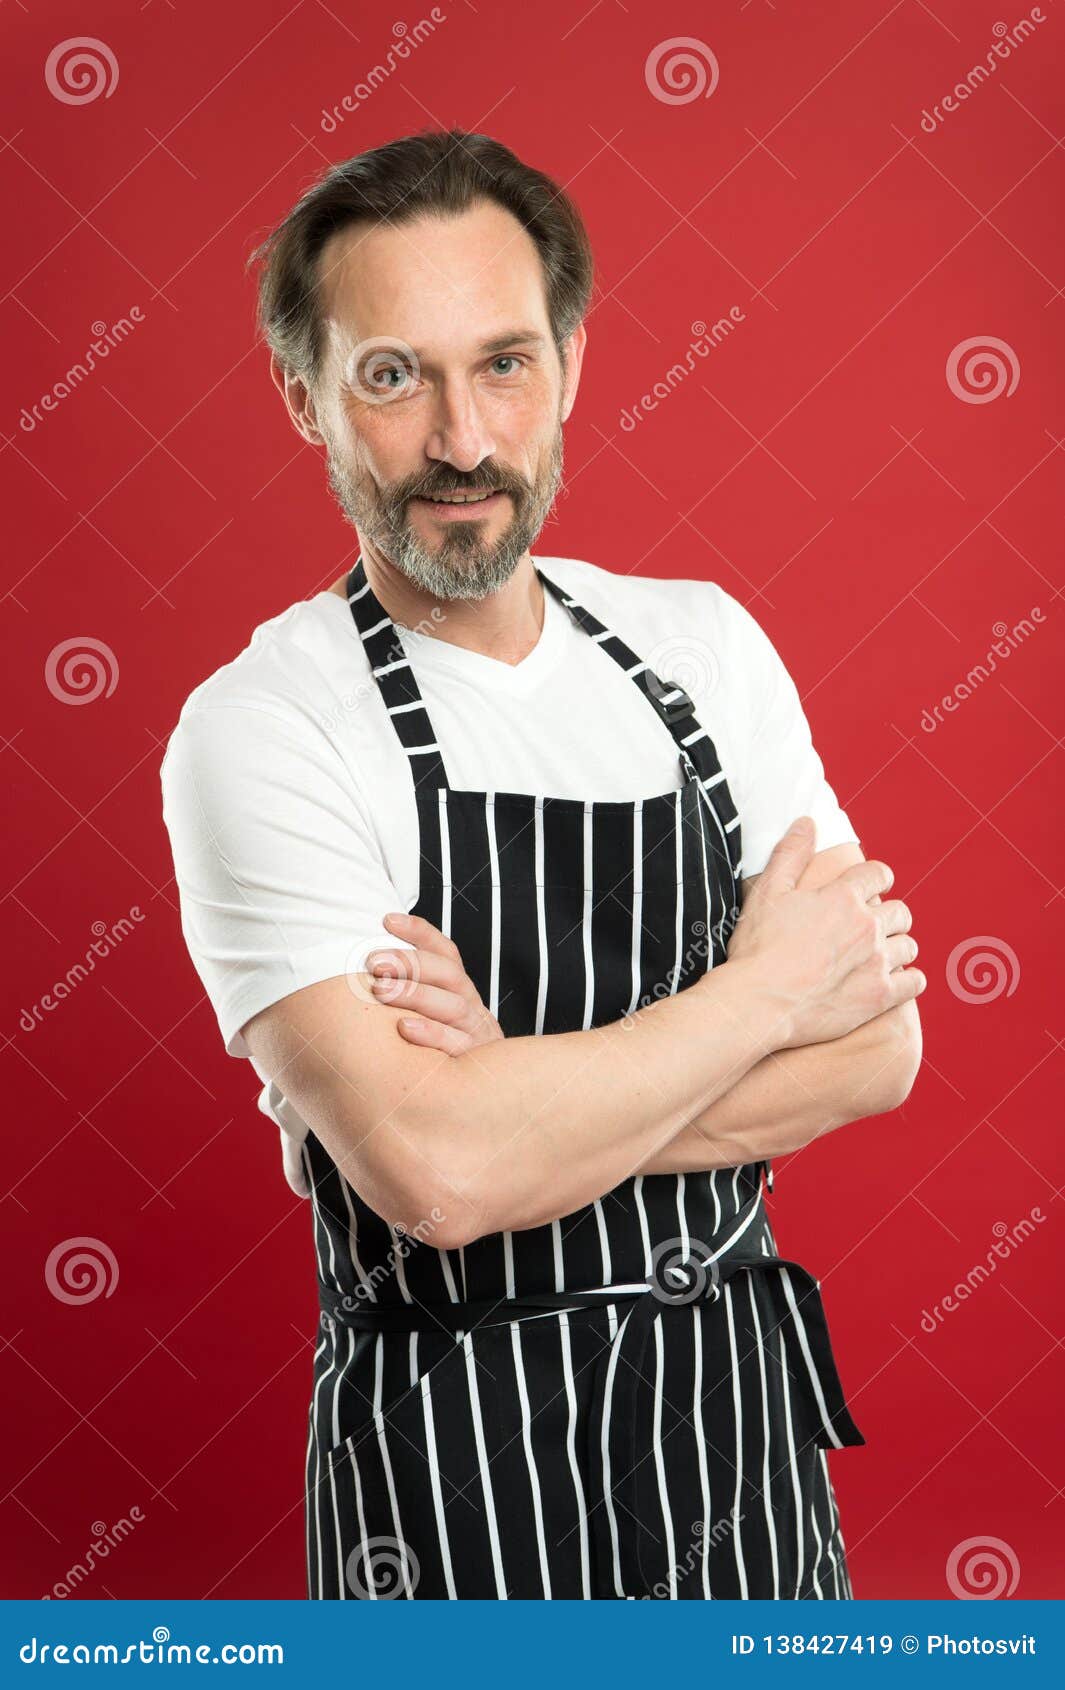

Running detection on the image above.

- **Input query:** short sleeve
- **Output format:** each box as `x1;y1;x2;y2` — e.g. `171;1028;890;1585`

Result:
159;704;414;1058
720;594;860;879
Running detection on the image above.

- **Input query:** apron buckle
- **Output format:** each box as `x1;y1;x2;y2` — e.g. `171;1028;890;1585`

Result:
649;1244;722;1305
645;670;697;726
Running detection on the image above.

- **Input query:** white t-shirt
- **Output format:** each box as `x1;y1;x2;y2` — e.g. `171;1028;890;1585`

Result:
160;555;859;1196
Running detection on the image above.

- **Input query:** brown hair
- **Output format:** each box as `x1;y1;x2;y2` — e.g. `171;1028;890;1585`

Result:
247;128;595;396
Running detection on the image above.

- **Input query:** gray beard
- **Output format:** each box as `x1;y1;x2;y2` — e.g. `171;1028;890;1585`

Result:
323;429;564;602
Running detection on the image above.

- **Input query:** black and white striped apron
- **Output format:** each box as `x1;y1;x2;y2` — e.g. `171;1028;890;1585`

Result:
301;558;864;1600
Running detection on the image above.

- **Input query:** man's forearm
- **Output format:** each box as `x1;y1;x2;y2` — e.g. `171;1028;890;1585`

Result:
394;956;788;1239
634;999;922;1174
278;837;911;1245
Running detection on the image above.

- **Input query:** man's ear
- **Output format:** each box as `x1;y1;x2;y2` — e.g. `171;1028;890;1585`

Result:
559;322;587;425
269;352;327;446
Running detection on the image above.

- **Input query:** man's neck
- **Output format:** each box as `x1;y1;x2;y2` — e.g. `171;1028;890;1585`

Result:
328;548;546;667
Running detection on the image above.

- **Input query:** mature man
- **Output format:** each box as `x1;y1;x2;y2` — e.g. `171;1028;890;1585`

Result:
161;129;924;1601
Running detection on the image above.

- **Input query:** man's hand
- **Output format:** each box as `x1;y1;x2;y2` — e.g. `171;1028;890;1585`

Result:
725;817;923;1047
367;912;504;1055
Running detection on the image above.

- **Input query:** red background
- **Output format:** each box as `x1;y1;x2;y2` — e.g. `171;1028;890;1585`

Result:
2;0;1062;1601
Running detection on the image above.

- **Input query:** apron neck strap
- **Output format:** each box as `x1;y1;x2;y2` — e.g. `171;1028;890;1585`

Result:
345;557;740;875
538;570;714;764
345;559;450;793
537;569;743;885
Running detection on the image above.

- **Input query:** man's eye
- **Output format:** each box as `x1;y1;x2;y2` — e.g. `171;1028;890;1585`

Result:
346;343;421;405
490;356;522;376
370;363;412;391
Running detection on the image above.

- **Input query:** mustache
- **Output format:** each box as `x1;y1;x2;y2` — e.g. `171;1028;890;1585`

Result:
393;467;528;504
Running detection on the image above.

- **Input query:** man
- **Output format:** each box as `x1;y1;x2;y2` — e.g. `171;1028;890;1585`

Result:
160;128;924;1601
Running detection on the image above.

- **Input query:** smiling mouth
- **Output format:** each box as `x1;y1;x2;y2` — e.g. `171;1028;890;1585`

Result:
409;489;510;520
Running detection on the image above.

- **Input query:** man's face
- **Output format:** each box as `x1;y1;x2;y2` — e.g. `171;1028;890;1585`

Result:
310;200;581;601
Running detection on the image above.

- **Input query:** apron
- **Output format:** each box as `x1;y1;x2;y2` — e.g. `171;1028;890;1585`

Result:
301;557;864;1601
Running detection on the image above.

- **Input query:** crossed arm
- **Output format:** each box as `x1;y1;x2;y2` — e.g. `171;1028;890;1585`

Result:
244;833;922;1241
636;844;922;1173
368;842;922;1183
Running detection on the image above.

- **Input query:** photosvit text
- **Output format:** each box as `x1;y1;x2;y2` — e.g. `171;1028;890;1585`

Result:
731;1634;1037;1656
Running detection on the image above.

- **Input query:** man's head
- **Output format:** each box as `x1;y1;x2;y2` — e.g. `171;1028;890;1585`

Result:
250;130;593;600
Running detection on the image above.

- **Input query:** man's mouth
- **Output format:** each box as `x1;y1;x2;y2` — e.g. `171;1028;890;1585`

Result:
409;489;509;518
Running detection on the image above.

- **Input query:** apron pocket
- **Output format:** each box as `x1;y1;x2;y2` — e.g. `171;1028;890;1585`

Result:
321;1327;515;1598
321;1331;464;1475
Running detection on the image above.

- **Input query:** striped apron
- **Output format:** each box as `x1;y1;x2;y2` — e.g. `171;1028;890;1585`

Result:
302;558;864;1600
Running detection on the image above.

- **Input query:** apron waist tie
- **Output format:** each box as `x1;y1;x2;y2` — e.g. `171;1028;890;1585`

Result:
316;1186;863;1597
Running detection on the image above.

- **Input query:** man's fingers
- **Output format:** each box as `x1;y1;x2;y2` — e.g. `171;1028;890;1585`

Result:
884;933;919;971
835;859;895;902
396;1016;473;1056
749;816;817;897
382;910;460;960
365;947;467;994
887;965;926;1005
370;977;470;1025
876;898;913;937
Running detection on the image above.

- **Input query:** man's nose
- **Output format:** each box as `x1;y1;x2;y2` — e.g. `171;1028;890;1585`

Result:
424;379;496;472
